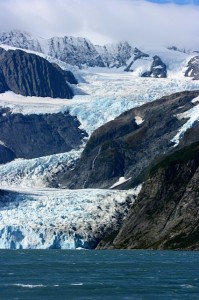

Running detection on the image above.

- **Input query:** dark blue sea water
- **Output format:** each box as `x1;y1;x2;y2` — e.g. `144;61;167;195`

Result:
0;250;199;300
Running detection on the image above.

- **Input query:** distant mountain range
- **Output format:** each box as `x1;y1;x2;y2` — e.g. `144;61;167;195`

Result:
0;30;199;80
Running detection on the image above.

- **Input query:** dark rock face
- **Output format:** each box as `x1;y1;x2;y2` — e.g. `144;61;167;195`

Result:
0;108;87;160
97;142;199;250
185;56;199;80
0;68;8;93
0;189;21;206
58;90;199;189
51;63;78;84
142;55;167;78
0;48;73;98
0;144;16;164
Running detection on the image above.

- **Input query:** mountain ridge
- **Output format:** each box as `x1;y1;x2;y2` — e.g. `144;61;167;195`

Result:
97;141;199;250
0;47;74;98
57;90;199;190
0;30;198;80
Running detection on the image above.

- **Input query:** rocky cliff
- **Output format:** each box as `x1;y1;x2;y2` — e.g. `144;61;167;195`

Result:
185;56;199;80
58;90;199;189
97;141;199;250
0;48;74;98
0;143;16;164
0;108;87;162
142;55;167;78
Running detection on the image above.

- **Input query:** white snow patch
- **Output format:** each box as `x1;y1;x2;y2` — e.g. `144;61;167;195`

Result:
130;58;153;76
110;177;132;189
0;140;6;146
153;65;164;69
171;102;199;146
135;116;144;125
192;96;199;103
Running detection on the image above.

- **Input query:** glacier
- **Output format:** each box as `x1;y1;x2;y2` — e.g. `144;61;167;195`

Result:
0;71;199;189
0;55;199;248
0;148;83;189
1;71;199;136
0;187;140;249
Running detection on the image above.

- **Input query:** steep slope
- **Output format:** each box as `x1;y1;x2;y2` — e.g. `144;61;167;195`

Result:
0;108;87;161
124;47;149;72
0;143;16;164
142;55;167;78
48;36;105;68
97;142;199;250
0;48;74;98
0;30;105;68
95;42;133;68
185;56;199;80
0;30;42;52
0;67;8;93
58;90;199;189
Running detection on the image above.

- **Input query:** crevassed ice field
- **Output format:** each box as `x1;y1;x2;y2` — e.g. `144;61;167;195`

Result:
1;51;199;248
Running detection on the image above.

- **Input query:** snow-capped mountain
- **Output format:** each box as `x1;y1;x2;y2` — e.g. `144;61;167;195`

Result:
1;30;198;79
95;41;133;68
0;30;105;68
0;30;134;68
47;36;105;68
0;30;42;52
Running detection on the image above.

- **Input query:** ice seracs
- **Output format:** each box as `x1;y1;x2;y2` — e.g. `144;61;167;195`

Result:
0;188;138;249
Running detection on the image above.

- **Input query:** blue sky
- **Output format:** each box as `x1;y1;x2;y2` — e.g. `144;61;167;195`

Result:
0;0;198;48
147;0;199;4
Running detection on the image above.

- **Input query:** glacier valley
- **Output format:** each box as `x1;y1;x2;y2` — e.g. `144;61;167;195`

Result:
0;62;199;248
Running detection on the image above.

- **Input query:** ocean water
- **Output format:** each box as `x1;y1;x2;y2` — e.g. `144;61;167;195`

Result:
0;250;199;300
